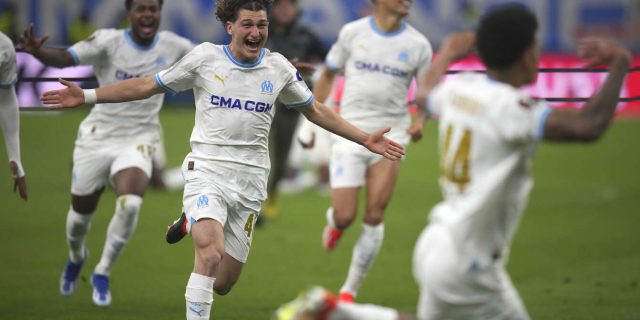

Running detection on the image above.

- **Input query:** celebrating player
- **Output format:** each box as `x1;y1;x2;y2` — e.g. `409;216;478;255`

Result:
0;31;27;201
276;5;632;320
308;0;432;302
19;0;194;307
40;1;405;319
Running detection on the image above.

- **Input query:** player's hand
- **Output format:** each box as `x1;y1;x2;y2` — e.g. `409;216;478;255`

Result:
364;127;405;161
290;60;317;75
406;121;424;142
17;23;49;54
297;132;316;149
439;32;476;61
41;79;86;109
9;161;27;201
578;38;632;67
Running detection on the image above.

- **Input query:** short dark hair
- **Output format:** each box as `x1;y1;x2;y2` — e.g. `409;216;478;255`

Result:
216;0;273;25
125;0;164;11
476;5;538;70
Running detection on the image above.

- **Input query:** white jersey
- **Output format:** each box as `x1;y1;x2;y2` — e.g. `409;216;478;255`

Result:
0;32;17;87
155;43;313;172
326;16;432;140
68;28;193;140
427;73;552;267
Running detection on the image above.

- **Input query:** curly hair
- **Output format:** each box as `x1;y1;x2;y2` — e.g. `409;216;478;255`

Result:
477;5;538;70
125;0;163;11
215;0;274;25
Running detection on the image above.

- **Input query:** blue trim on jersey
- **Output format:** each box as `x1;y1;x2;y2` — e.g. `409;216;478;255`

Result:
324;59;341;73
154;74;177;95
535;105;553;140
285;95;314;110
0;78;17;89
67;48;80;65
124;29;159;51
369;16;406;37
223;45;266;68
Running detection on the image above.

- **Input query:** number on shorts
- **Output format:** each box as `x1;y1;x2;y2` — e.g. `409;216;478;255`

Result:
244;214;255;238
136;144;154;157
441;124;472;192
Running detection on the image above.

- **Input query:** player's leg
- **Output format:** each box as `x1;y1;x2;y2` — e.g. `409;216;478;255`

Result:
91;144;151;306
339;158;400;301
324;146;366;251
187;218;226;320
61;143;110;296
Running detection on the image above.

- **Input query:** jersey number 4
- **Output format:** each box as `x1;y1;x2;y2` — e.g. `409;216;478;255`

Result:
441;124;471;192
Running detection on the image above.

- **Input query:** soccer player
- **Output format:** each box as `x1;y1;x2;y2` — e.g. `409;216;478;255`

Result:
310;0;432;302
260;0;327;223
276;6;632;320
0;31;27;201
40;1;405;319
19;0;194;307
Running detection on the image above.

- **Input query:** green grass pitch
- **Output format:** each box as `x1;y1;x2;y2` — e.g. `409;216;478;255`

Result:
0;106;639;319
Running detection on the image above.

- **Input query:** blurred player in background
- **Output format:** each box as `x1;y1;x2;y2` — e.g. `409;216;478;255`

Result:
277;5;632;320
308;0;432;302
259;0;327;224
19;0;193;307
0;31;27;200
40;1;405;319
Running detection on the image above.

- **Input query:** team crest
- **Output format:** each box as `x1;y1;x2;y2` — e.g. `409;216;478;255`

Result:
261;80;274;94
196;195;209;209
397;51;409;63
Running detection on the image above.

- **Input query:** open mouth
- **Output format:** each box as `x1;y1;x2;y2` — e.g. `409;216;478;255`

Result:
244;38;261;51
138;20;157;36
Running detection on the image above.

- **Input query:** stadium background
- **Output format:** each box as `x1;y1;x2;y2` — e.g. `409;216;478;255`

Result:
0;0;639;319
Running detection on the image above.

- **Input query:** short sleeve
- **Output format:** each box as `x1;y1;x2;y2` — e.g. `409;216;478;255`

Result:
155;45;203;95
497;95;552;143
425;84;445;118
324;26;351;72
67;29;111;66
278;62;314;109
414;38;433;79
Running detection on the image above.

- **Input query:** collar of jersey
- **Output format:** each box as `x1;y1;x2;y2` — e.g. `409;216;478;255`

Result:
124;29;159;51
369;16;406;37
223;45;266;68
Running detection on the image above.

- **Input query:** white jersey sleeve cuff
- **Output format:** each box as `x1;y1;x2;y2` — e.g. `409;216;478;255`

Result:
535;105;553;141
154;73;177;95
285;95;314;110
66;48;80;65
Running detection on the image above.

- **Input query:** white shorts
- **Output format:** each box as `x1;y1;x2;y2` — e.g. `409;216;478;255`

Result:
412;225;529;320
329;143;384;188
71;138;155;195
181;155;266;263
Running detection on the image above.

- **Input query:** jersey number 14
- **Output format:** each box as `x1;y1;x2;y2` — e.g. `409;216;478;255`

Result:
441;124;471;192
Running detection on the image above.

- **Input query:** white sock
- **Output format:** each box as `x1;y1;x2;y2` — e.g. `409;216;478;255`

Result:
328;301;399;320
185;272;215;320
94;194;142;276
326;207;337;228
66;207;93;263
340;223;384;297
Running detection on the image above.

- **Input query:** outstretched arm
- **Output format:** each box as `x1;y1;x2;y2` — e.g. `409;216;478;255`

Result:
18;24;75;68
415;32;476;114
297;100;404;160
41;76;163;108
543;38;632;142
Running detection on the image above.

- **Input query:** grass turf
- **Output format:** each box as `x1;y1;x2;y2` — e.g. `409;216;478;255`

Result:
0;106;638;319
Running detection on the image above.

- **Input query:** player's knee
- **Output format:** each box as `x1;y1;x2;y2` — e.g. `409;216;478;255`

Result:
117;194;143;216
197;248;224;273
333;210;356;229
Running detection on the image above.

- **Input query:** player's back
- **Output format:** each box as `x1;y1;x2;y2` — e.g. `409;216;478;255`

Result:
0;32;16;86
427;72;551;263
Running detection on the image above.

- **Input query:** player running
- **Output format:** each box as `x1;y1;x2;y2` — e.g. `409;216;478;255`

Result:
276;5;632;320
19;0;193;307
40;1;405;319
307;0;432;302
